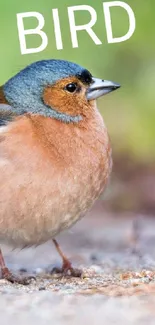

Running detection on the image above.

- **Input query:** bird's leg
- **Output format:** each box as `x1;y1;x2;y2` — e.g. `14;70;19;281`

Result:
52;239;82;277
0;248;35;285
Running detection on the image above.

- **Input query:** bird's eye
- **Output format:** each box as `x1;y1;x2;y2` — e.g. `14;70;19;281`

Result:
65;83;77;93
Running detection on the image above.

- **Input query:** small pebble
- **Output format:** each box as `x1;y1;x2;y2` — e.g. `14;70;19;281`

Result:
90;254;98;262
39;286;46;291
19;268;27;273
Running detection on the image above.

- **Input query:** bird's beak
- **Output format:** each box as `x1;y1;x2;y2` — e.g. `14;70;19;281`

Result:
86;77;121;100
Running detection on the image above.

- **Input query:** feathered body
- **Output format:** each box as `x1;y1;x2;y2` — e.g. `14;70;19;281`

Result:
0;107;111;247
0;59;119;256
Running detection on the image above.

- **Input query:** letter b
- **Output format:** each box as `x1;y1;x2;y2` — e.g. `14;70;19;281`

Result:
17;12;48;55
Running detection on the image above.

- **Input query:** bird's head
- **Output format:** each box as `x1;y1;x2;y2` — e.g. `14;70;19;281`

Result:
3;59;120;123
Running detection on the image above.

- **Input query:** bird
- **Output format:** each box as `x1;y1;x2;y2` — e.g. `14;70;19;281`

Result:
0;59;120;284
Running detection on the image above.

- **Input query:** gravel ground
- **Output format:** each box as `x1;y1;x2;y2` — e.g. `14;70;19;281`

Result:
1;200;155;324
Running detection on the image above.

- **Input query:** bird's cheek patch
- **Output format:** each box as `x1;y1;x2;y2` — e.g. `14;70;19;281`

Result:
43;85;87;117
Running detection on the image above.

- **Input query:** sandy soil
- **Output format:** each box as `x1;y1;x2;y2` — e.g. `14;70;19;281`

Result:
1;200;155;325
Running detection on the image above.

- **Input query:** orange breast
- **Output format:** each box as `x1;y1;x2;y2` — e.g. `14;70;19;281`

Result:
0;106;112;247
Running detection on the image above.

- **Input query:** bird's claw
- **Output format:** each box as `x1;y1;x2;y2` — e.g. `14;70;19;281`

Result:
51;261;82;277
1;267;36;285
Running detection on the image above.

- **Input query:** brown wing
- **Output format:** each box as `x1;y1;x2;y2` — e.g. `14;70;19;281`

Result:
0;104;18;126
0;86;21;126
0;86;8;104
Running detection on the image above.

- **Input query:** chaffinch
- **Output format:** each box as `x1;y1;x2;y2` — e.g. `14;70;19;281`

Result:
0;59;120;284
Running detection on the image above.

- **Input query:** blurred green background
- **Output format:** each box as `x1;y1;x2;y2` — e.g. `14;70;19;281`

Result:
0;0;154;164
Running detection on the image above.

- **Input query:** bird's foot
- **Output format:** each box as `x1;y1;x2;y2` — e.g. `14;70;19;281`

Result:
52;238;82;277
1;267;35;285
51;259;82;277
